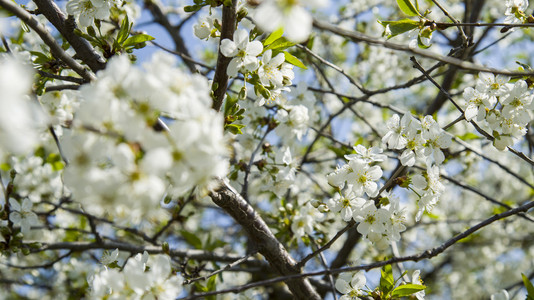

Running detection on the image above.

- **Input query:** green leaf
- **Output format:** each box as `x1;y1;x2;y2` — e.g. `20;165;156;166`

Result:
122;34;155;48
378;19;419;38
86;26;97;38
458;132;480;141
180;230;202;249
380;265;395;295
283;51;307;69
391;283;426;297
225;123;246;135
30;51;51;65
117;15;131;45
397;0;422;17
207;275;217;291
224;95;239;116
522;273;534;300
50;161;64;171
265;38;294;51
516;61;533;71
417;34;431;49
264;27;284;46
306;35;315;49
184;5;201;12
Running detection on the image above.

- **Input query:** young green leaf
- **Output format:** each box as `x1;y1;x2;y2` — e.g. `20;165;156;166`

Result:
417;34;431;49
458;132;480;141
378;19;419;38
180;230;203;249
225;123;246;135
396;0;422;17
264;27;284;46
122;34;155;49
265;38;295;51
283;51;307;69
379;264;395;295
522;273;534;300
516;61;533;71
391;283;426;297
117;15;131;45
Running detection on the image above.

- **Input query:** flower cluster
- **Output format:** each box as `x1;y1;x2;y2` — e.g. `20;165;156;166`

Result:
274;104;310;141
383;114;452;167
326;145;407;248
62;53;228;213
462;73;533;151
219;29;295;106
0;56;44;158
504;0;530;25
89;251;182;299
382;113;452;220
12;156;63;203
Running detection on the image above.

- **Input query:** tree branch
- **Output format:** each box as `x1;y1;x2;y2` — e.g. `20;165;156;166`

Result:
35;240;267;267
209;180;321;299
32;0;106;73
185;199;534;298
211;1;237;111
144;0;198;73
0;0;95;81
313;19;534;76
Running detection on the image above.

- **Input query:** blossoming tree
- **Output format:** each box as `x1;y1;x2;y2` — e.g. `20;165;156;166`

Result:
1;0;534;299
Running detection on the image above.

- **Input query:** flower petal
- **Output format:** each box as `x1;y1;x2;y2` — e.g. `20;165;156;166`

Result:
220;39;238;57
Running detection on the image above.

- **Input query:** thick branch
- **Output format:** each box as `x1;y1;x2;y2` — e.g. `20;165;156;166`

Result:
32;0;106;73
209;181;320;299
211;1;237;111
0;0;94;81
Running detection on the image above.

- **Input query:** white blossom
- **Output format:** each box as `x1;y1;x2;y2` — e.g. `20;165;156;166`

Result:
504;0;529;24
66;0;115;28
463;87;494;122
0;56;43;156
328;192;366;222
345;145;387;163
220;29;263;77
252;0;328;42
194;16;215;40
353;201;390;236
335;271;366;300
258;49;286;87
9;198;39;235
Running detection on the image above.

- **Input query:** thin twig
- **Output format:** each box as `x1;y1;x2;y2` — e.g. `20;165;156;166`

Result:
2;251;72;269
184;252;258;284
429;0;468;43
37;70;84;84
297;221;355;268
